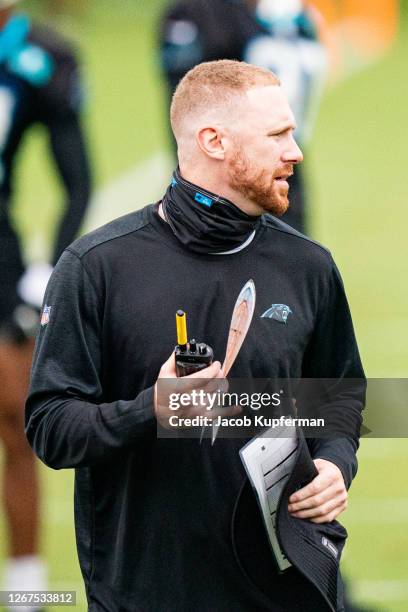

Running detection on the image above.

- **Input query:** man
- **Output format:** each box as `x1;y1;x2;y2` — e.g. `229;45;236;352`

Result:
26;61;364;611
0;0;91;605
159;0;328;232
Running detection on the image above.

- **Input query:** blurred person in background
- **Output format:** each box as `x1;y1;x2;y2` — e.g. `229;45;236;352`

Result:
159;0;328;233
0;0;91;607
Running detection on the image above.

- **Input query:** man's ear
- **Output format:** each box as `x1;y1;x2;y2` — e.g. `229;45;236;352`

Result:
196;126;226;160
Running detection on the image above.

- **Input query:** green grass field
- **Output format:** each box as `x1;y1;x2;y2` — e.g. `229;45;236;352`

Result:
1;0;408;610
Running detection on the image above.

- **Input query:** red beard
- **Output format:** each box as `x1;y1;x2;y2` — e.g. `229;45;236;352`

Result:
228;148;292;216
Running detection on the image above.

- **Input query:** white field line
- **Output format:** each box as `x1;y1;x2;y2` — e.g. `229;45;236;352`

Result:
82;151;173;233
26;150;173;261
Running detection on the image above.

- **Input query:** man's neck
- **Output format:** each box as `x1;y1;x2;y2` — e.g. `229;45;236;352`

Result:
179;167;263;217
157;197;257;255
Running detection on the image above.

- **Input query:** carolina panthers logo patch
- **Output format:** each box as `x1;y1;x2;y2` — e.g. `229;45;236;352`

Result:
261;304;292;324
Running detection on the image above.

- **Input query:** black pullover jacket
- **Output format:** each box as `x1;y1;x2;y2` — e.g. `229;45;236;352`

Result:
26;204;365;611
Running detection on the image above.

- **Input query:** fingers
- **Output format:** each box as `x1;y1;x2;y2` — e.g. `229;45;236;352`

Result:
309;499;348;524
187;360;223;379
288;459;345;505
288;458;348;523
159;349;224;378
155;355;230;426
158;357;225;396
159;360;224;395
288;480;347;512
288;487;348;520
159;353;178;378
177;361;225;393
288;473;331;505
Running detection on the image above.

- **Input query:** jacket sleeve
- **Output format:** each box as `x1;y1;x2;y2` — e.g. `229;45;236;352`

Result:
301;258;366;489
25;249;156;470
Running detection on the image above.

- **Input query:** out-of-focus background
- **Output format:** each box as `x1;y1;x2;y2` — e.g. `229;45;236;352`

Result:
0;0;407;609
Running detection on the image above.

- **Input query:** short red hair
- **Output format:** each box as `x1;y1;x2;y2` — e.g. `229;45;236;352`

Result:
170;59;280;139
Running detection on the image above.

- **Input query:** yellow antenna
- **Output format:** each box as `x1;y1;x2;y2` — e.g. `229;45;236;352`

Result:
176;310;188;348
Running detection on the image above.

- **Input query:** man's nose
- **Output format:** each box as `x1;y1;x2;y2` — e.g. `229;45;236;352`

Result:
283;137;303;164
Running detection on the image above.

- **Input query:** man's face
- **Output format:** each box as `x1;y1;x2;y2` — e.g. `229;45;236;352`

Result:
226;85;303;216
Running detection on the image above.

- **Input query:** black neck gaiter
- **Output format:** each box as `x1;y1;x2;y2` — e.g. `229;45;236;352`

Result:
161;169;261;254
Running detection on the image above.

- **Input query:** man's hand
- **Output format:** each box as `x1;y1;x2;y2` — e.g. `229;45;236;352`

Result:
154;353;239;429
288;459;348;524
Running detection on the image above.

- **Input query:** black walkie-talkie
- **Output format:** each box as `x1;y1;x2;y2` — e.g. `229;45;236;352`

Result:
175;310;213;377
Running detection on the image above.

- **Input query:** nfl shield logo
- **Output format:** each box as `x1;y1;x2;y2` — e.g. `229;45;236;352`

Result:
41;305;51;326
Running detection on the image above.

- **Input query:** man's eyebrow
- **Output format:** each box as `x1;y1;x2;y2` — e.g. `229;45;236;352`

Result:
267;123;297;135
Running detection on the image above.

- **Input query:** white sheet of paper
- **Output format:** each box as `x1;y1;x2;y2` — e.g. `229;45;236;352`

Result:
239;425;298;571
